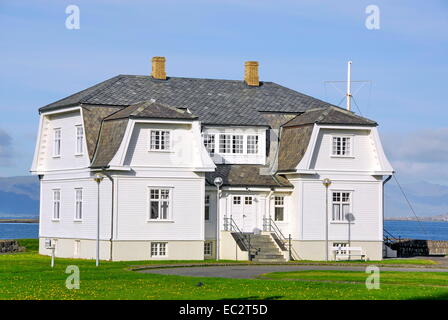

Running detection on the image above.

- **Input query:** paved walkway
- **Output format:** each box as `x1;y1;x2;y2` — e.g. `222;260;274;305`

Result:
139;264;448;279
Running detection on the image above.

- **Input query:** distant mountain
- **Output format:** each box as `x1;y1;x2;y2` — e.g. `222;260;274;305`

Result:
386;213;448;222
0;176;39;218
385;180;448;218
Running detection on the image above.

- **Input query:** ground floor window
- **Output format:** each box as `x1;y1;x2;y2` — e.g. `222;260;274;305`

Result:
204;241;213;256
333;242;348;255
74;240;80;257
332;191;351;221
151;242;167;257
205;194;210;221
274;196;284;221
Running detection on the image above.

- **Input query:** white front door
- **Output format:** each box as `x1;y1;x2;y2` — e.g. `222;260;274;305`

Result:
230;195;257;233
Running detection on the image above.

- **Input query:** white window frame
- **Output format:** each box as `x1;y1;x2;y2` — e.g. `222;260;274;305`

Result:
331;135;353;157
331;191;352;222
204;194;210;221
244;196;253;205
246;135;259;154
151;242;167;257
233;196;241;205
148;187;173;221
202;133;216;156
219;134;244;154
74;188;83;221
52;189;61;221
273;196;285;222
204;241;213;256
75;125;84;155
53;128;61;157
149;130;171;152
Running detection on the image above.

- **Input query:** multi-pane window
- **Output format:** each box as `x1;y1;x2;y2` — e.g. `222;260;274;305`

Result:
233;196;241;205
204;242;213;256
150;130;170;151
149;188;171;220
274;196;284;221
219;134;243;154
219;134;232;153
53;128;61;157
204;194;210;221
332;192;351;221
75;125;84;154
333;242;348;255
332;136;352;156
245;196;253;205
247;135;259;154
232;135;243;153
202;134;215;155
75;188;83;220
53;189;61;220
151;242;167;257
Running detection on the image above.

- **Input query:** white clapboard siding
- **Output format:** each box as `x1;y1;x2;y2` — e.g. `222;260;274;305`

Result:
44;110;90;171
310;129;379;172
115;176;204;241
40;178;112;240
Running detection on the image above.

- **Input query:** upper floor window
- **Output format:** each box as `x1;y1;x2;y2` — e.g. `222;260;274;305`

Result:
274;196;284;221
332;191;351;221
75;125;84;155
150;130;170;151
53;128;61;157
247;135;258;154
204;194;210;221
332;136;352;157
219;134;243;154
203;134;215;155
75;188;83;220
52;189;61;220
149;188;171;220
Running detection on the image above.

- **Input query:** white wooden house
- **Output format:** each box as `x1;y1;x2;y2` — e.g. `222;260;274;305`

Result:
31;57;393;261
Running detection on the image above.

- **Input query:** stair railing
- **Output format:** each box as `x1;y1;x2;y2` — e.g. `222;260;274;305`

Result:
223;216;252;259
263;216;301;260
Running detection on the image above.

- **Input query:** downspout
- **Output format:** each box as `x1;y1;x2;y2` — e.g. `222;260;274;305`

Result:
102;170;115;261
266;189;274;231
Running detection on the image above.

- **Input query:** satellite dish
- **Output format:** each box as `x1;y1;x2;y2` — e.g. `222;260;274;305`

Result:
345;213;355;222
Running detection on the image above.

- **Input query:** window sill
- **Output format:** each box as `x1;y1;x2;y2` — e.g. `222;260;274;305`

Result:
74;153;84;157
330;221;354;225
73;219;83;223
52;155;61;159
330;155;355;159
51;219;60;222
148;150;173;153
146;220;174;223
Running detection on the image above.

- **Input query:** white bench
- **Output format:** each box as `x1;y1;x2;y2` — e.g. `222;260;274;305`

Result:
331;246;367;261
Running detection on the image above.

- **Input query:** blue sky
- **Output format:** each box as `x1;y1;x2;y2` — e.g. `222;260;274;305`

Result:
0;0;447;185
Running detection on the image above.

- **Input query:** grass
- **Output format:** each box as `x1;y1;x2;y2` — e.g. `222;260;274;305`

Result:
0;239;446;300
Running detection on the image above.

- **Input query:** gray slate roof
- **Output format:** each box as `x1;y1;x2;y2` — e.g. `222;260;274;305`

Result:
283;106;377;127
205;164;292;188
40;75;338;126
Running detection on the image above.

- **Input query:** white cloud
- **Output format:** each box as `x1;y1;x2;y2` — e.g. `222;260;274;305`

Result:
382;128;448;185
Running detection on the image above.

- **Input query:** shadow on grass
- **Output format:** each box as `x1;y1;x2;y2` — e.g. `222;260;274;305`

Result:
411;292;448;300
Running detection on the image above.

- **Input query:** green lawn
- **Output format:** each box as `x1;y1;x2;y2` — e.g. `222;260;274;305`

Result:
0;239;446;300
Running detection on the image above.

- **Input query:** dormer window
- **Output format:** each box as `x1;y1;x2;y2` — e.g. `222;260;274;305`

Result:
219;134;243;154
202;134;215;155
332;136;352;157
53;128;61;157
75;125;84;155
150;130;170;151
247;135;258;154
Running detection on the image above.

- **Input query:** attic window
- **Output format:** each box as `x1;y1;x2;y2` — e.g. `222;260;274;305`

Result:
150;130;170;151
332;136;352;157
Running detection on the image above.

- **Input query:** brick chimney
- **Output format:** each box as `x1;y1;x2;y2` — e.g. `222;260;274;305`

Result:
151;56;166;80
244;61;259;86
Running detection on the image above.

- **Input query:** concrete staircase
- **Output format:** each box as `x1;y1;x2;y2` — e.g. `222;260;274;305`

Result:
248;233;286;263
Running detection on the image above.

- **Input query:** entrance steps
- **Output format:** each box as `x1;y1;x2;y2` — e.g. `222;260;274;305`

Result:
247;233;286;263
